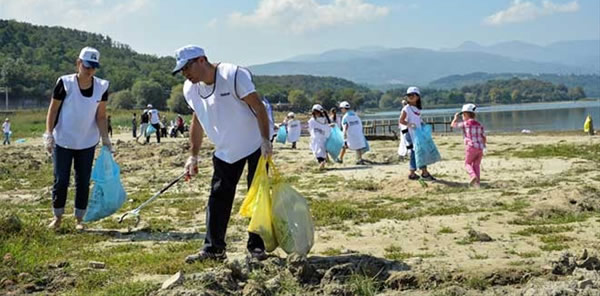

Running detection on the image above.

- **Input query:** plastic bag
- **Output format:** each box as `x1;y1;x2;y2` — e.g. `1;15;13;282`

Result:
146;124;157;135
84;147;127;222
361;136;370;154
272;181;315;256
276;126;287;144
326;126;344;160
239;156;278;252
584;115;591;133
413;125;441;168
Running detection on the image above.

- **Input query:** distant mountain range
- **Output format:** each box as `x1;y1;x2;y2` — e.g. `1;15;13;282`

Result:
249;40;600;85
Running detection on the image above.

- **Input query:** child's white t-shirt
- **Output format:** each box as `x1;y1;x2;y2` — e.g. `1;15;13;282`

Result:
286;119;301;142
308;117;330;158
2;122;10;133
401;105;422;141
342;111;366;150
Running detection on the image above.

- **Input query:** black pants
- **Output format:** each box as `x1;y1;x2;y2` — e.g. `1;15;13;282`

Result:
176;126;185;137
204;148;264;253
108;126;113;137
132;125;137;138
52;145;96;218
146;123;161;143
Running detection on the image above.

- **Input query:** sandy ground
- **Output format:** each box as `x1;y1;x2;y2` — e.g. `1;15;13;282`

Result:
1;130;599;295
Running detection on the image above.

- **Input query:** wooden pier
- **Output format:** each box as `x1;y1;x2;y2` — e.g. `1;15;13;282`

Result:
362;115;454;140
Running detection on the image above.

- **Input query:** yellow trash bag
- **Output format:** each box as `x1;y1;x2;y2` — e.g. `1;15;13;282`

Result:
239;156;278;252
269;159;315;256
584;115;591;133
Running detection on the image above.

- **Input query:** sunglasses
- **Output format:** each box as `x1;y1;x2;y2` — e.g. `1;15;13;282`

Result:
407;93;418;98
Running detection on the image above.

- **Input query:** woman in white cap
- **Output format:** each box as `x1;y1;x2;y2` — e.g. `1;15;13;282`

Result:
308;104;331;170
339;101;366;165
43;46;111;230
284;112;301;149
2;118;10;145
399;86;435;181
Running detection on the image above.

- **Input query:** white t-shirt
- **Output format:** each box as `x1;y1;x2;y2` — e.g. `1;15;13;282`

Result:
286;119;301;143
308;117;330;159
148;109;160;124
401;105;422;141
2;122;10;133
183;63;262;164
342;111;366;150
53;74;109;149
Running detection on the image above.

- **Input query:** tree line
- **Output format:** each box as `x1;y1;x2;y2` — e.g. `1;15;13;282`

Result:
0;19;589;113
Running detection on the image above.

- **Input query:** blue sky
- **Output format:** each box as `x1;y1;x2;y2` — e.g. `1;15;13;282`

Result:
0;0;598;65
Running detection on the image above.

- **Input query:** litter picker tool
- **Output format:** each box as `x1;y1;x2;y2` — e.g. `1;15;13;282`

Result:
118;172;187;226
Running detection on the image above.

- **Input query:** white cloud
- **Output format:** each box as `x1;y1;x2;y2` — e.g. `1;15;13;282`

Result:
484;0;579;25
0;0;150;32
207;18;218;29
229;0;389;33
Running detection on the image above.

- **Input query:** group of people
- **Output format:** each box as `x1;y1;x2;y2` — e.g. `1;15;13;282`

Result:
274;101;368;170
397;86;487;187
129;107;187;144
40;45;486;265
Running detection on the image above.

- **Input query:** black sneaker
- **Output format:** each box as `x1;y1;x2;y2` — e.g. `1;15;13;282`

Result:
408;174;420;180
249;248;268;261
421;174;436;181
185;249;227;264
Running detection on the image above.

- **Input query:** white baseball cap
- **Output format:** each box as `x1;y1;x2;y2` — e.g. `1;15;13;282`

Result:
79;47;100;68
461;103;477;113
287;112;295;118
339;101;351;109
312;104;324;112
147;104;153;108
172;45;206;75
406;86;420;96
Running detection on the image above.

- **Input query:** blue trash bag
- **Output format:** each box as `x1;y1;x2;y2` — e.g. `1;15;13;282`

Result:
361;136;370;154
326;126;344;160
413;124;441;168
276;125;287;144
84;147;127;222
146;124;157;135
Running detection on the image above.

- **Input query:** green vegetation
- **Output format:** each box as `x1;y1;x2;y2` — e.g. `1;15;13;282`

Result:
539;234;571;251
511;209;588;225
428;72;599;98
378;77;588;109
438;226;456;234
513;144;600;162
514;225;574;236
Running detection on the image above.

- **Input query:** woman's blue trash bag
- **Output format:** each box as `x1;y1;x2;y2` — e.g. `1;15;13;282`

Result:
360;136;370;154
276;125;287;144
84;146;127;222
413;124;441;168
146;124;157;135
326;126;344;160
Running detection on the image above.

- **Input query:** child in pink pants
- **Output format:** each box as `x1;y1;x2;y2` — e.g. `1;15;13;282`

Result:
451;104;487;188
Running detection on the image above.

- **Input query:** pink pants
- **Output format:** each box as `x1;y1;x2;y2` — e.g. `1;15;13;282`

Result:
465;147;483;180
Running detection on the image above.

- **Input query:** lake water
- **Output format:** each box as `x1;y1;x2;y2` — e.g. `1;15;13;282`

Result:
363;100;600;132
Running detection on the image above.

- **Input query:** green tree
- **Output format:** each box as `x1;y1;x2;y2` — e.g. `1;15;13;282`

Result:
167;84;192;115
568;86;586;100
109;89;135;109
288;89;310;111
131;80;166;109
378;93;395;109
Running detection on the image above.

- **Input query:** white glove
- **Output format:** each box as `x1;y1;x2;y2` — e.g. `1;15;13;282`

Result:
408;123;417;129
43;132;55;155
184;156;199;178
101;136;114;153
261;139;273;158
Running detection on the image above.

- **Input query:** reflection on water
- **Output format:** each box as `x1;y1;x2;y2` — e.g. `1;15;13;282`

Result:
364;100;600;132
